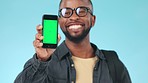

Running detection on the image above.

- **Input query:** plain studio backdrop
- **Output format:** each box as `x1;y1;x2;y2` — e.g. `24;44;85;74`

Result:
0;0;147;83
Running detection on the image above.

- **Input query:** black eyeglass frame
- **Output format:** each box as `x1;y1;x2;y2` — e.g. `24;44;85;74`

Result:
58;6;93;18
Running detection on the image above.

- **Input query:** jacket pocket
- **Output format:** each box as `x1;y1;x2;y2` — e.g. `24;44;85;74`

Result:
47;73;68;83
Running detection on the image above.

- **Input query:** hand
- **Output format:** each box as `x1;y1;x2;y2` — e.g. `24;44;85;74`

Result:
33;25;61;61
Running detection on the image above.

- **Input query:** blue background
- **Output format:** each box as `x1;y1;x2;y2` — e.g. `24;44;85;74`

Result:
0;0;148;83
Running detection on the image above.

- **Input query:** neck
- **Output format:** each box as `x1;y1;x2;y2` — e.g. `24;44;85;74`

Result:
65;36;95;58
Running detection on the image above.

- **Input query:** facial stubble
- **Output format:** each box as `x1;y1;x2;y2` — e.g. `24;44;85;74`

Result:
62;25;92;43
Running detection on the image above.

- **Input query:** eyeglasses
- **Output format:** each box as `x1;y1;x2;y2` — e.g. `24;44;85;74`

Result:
58;6;93;18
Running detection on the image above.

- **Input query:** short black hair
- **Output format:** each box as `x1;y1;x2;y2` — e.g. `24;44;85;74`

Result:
59;0;93;12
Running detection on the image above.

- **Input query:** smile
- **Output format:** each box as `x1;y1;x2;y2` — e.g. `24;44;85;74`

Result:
68;25;82;30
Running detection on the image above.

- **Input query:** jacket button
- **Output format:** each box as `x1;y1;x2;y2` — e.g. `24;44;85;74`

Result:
94;67;97;70
71;64;74;67
71;81;74;83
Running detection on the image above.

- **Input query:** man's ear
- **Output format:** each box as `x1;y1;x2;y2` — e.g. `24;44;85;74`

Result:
58;17;62;27
91;15;96;27
58;17;61;24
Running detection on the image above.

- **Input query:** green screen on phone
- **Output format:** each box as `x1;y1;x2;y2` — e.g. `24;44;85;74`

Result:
43;20;57;44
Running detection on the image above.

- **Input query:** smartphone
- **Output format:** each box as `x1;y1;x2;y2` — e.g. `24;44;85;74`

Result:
42;14;58;48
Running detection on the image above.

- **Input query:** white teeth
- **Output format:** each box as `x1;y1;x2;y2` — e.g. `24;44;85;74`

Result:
69;25;82;30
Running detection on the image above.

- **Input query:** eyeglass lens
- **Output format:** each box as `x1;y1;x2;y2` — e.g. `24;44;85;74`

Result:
60;7;89;18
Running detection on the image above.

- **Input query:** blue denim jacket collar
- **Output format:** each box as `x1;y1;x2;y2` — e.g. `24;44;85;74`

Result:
54;41;105;60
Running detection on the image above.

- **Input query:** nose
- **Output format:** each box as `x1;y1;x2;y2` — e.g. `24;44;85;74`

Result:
69;10;80;21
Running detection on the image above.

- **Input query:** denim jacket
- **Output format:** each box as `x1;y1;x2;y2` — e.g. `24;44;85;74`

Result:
14;41;131;83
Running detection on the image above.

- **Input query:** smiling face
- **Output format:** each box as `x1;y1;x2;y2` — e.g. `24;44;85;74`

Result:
58;0;96;43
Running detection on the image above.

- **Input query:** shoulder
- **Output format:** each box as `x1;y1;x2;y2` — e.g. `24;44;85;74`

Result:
100;50;124;67
101;50;119;60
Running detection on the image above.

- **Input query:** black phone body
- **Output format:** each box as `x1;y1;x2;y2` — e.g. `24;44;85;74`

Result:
42;15;58;48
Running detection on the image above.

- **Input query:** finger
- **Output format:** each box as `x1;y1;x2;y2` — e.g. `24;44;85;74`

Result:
36;25;42;34
35;33;44;41
33;40;43;48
